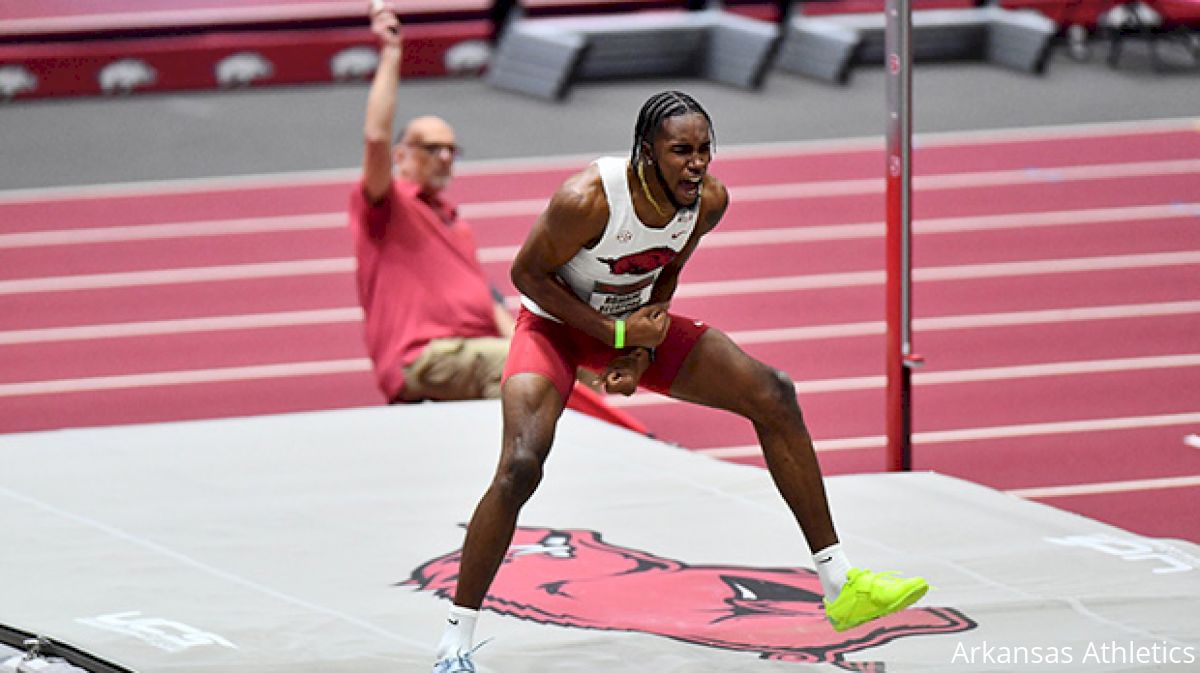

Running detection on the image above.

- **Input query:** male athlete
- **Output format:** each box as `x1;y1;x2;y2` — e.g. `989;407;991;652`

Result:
430;91;929;673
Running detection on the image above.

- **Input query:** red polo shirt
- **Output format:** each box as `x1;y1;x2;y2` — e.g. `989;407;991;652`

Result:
350;179;500;401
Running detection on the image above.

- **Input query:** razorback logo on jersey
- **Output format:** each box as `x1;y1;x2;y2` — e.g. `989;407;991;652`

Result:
401;527;976;671
597;246;677;275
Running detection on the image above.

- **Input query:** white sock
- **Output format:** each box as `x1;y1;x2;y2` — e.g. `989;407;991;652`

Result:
435;605;479;660
813;543;852;602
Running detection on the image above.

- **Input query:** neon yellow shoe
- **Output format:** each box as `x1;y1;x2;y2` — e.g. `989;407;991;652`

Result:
824;568;929;632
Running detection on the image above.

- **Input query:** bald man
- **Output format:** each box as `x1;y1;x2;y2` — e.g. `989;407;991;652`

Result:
350;4;513;403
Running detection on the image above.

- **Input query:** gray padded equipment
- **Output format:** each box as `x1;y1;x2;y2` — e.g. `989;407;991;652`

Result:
777;6;1057;84
488;9;780;100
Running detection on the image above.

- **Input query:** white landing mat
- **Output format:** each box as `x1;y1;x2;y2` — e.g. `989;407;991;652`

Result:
1;402;1197;672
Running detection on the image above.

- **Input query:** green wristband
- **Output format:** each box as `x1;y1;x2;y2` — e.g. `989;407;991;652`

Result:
613;319;626;349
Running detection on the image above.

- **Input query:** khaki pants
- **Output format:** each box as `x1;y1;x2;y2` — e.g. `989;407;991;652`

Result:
399;337;509;402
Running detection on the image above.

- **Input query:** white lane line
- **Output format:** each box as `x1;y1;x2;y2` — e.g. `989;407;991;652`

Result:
608;353;1200;408
2;116;1196;204
5;299;1196;348
0;213;342;249
724;116;1200;157
706;203;1199;245
7;193;1195;253
674;250;1200;300
0;258;354;295
1007;475;1200;499
724;159;1200;204
467;159;1200;219
475;203;1200;263
0;166;362;205
5;200;1190;259
3;248;1197;299
0;359;371;398
1185;434;1200;449
732;300;1200;345
0;307;366;345
4;353;1195;401
700;411;1200;458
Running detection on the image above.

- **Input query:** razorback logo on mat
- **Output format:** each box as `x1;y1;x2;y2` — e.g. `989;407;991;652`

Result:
597;246;677;275
401;527;976;671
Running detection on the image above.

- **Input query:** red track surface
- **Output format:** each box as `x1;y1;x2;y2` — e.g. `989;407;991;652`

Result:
2;119;1198;542
0;1;489;33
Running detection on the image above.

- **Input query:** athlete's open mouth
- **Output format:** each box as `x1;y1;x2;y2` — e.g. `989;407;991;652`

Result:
678;175;703;202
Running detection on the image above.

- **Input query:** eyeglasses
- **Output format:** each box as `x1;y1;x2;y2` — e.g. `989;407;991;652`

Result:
407;142;461;158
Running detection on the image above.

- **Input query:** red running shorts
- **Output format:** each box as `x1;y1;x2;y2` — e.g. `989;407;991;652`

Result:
502;308;710;403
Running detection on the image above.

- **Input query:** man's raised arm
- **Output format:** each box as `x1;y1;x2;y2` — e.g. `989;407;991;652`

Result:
362;2;401;205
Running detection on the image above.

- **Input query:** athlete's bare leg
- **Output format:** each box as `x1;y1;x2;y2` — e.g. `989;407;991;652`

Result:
667;328;838;553
452;373;566;608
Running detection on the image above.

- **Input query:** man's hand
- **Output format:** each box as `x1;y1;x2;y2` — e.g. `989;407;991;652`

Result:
369;1;401;46
623;303;670;348
602;348;653;396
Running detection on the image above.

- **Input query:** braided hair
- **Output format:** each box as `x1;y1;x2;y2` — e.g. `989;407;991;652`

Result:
630;91;715;165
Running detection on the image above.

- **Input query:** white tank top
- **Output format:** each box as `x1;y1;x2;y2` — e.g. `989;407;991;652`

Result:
522;156;700;321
